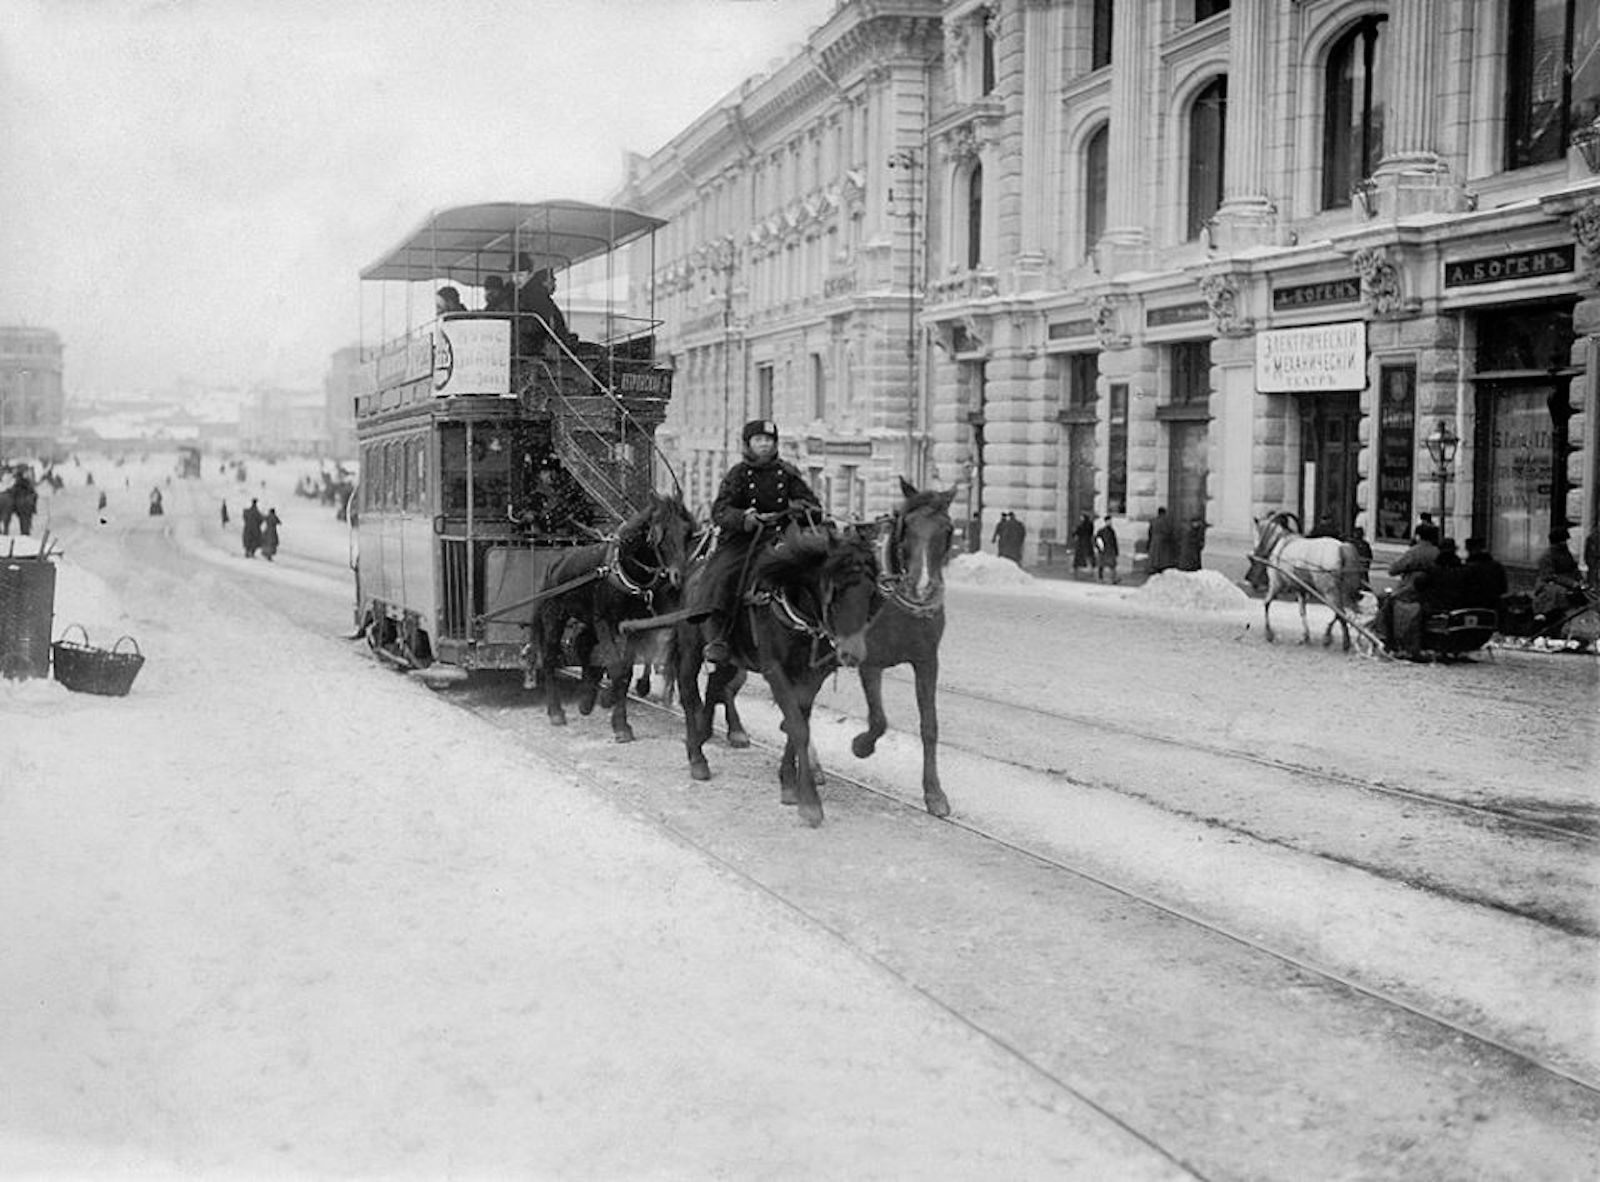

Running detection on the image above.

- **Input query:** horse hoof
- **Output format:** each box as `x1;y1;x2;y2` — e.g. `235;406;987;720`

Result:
632;677;650;697
613;728;635;744
850;734;876;759
690;760;711;782
799;803;824;828
598;686;619;709
925;792;950;818
577;698;597;717
548;713;568;727
727;729;751;749
780;784;798;806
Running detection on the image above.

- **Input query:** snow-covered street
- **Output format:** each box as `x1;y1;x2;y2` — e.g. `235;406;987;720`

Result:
3;453;1596;1179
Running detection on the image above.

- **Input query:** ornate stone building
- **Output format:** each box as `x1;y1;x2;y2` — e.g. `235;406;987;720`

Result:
615;1;943;521
626;0;1600;575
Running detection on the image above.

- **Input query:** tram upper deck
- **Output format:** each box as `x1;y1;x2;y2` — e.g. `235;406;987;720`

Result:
354;201;674;516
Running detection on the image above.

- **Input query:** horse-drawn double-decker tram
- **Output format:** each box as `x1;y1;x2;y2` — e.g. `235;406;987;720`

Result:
351;200;675;672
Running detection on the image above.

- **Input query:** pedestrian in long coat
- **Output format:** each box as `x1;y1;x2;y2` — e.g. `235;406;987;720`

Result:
1177;517;1207;571
1147;507;1177;573
241;498;264;558
1071;512;1095;574
261;508;282;561
1094;516;1120;584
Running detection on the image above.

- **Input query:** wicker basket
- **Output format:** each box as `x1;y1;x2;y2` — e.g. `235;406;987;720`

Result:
52;624;145;697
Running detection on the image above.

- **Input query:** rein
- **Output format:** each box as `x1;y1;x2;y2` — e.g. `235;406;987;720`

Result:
871;510;946;619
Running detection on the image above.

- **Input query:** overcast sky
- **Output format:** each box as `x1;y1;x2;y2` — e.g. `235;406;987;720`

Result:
0;0;836;400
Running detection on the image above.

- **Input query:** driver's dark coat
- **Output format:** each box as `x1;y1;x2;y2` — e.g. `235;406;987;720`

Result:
710;455;817;534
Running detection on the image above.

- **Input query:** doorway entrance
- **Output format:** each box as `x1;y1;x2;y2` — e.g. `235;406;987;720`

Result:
1298;392;1361;536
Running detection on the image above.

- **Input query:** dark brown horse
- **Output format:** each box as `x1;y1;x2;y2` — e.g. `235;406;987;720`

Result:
528;490;696;741
674;513;879;826
851;477;958;818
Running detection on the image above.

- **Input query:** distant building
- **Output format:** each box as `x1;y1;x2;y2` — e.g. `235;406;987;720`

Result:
239;386;332;458
0;325;67;460
324;346;367;461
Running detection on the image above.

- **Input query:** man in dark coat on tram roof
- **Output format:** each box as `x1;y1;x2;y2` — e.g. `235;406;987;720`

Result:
688;418;819;664
510;254;578;358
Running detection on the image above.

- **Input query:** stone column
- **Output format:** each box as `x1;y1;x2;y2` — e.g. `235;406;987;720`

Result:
1014;0;1057;289
1211;1;1276;249
1372;0;1461;216
1100;0;1150;273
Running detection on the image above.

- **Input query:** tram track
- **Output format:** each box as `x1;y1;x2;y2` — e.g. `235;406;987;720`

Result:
873;669;1599;844
443;677;1600;1179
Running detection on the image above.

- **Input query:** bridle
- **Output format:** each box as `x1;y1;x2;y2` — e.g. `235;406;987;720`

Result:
871;507;949;618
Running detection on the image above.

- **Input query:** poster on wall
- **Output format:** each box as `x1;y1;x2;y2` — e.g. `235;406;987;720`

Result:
1375;365;1415;542
1256;322;1367;392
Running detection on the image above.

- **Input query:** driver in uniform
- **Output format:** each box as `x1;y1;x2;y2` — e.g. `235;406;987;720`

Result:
688;418;819;664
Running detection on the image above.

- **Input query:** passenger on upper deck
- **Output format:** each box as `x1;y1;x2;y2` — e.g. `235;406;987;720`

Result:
483;275;512;313
435;286;466;315
511;254;579;358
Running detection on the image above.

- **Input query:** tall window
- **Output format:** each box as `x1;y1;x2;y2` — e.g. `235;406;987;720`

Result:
1187;77;1227;240
1170;341;1211;406
1194;0;1230;19
1091;0;1114;70
810;353;826;420
966;165;984;269
1506;0;1600;169
1107;382;1129;515
981;9;997;95
1066;352;1099;408
756;363;774;420
1321;16;1387;211
1084;124;1109;258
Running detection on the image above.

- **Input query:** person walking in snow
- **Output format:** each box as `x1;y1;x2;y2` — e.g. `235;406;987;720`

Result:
1071;512;1095;576
220;499;230;528
261;508;282;561
241;498;264;558
1094;515;1120;584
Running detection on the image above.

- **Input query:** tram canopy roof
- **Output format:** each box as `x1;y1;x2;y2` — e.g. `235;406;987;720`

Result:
360;200;665;283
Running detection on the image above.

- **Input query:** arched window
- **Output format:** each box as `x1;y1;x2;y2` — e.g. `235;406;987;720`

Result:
1187;76;1227;240
1084;124;1109;258
1322;16;1386;211
966;164;984;269
1506;0;1600;169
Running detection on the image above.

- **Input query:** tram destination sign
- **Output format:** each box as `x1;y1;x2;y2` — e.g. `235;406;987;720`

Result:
1444;244;1575;288
1256;321;1367;393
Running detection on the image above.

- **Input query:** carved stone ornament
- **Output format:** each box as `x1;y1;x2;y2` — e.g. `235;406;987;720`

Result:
944;20;969;75
1198;273;1251;337
1092;295;1130;350
1572;200;1600;267
942;123;981;166
1351;246;1404;316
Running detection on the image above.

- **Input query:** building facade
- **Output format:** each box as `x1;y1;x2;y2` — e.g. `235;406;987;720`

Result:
624;0;1600;576
0;325;67;462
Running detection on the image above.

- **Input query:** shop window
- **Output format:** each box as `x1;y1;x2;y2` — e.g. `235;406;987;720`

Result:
1506;0;1600;170
1187;77;1227;241
1091;0;1114;70
1066;352;1099;408
1169;342;1211;406
1084;124;1109;259
1107;382;1129;515
1375;364;1416;543
1321;16;1387;211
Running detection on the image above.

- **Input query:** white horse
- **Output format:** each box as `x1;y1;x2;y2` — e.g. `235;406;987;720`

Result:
1250;512;1366;650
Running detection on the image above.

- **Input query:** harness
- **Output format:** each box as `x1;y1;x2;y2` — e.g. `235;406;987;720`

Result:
474;527;672;628
869;509;946;619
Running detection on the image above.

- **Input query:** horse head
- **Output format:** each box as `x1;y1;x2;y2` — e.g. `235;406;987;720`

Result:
616;491;697;591
876;477;958;614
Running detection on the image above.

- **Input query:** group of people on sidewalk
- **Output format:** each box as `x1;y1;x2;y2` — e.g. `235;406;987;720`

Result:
235;497;281;561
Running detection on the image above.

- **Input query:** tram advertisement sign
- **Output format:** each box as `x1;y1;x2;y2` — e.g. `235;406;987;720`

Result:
1256;321;1367;392
433;318;510;397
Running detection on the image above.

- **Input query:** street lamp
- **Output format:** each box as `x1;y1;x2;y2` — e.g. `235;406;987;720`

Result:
1422;419;1459;528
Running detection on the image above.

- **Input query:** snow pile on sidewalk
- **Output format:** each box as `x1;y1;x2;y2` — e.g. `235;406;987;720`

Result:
946;551;1034;587
1135;568;1252;611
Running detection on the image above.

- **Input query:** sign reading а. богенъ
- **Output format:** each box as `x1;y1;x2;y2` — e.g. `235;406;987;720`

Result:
1256;321;1368;393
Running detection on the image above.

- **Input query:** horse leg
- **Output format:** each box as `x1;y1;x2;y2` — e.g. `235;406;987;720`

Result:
764;667;824;825
1262;597;1276;643
539;620;567;727
851;665;888;759
721;668;750;747
911;657;949;818
607;655;635;743
1298;596;1313;645
676;629;712;781
575;665;600;715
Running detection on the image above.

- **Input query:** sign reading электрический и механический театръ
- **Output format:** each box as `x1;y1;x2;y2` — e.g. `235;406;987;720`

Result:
1255;321;1368;393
